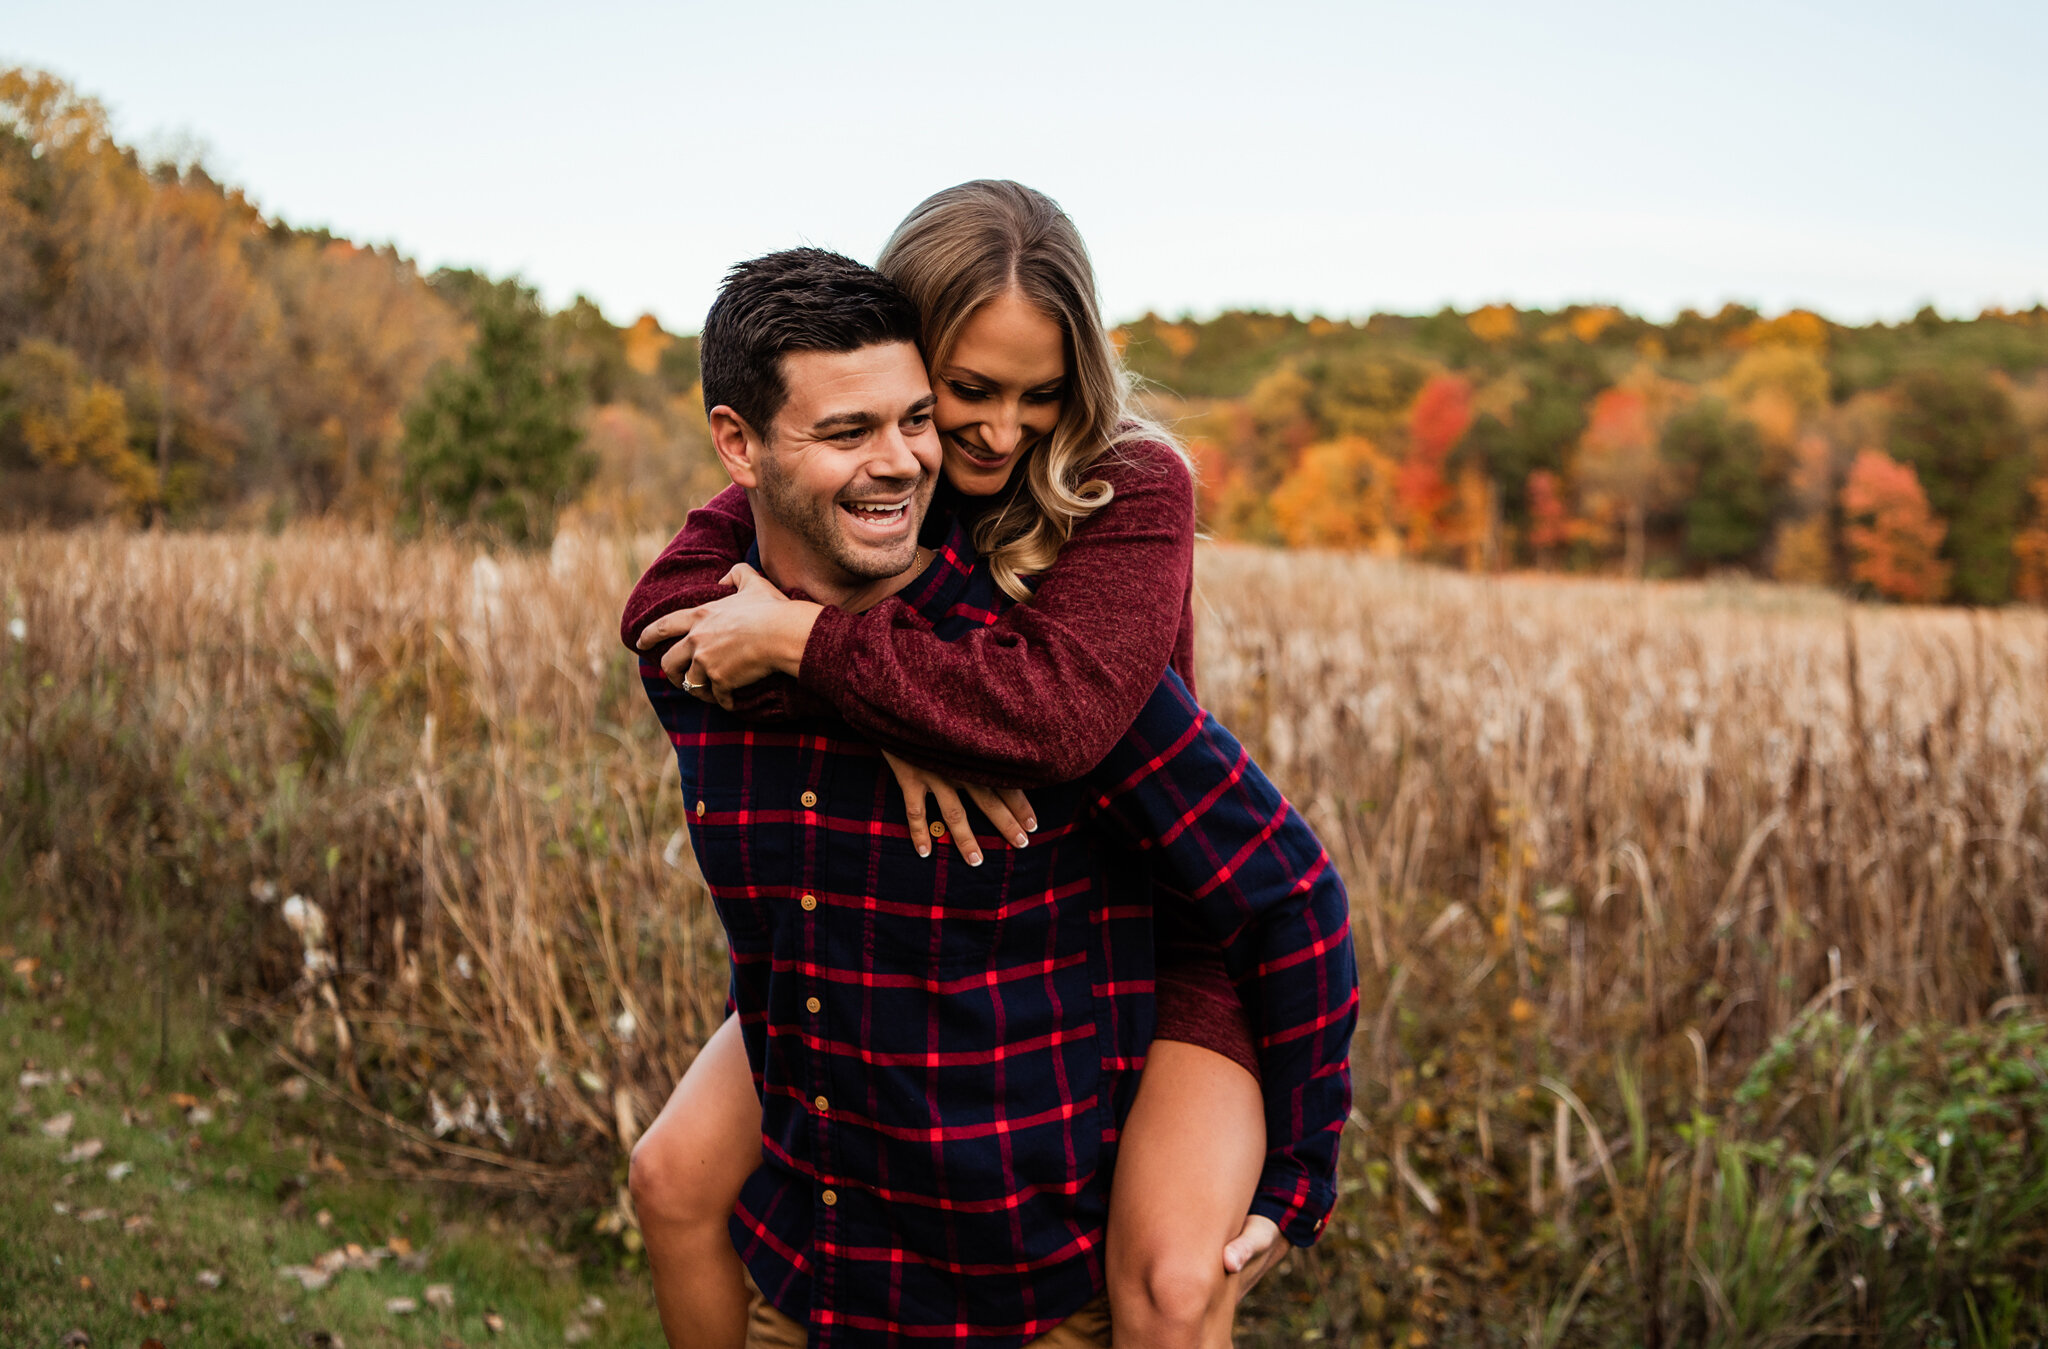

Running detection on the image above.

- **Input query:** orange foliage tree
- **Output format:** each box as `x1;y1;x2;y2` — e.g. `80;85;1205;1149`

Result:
1839;449;1950;602
1270;435;1399;550
2014;479;2048;604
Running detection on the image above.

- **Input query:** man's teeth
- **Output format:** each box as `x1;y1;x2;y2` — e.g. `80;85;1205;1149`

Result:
847;503;906;517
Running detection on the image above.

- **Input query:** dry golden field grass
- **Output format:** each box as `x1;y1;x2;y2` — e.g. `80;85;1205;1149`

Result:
5;526;2046;1344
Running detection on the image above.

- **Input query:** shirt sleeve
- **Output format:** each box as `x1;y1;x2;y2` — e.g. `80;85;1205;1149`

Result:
797;438;1197;788
1089;672;1360;1247
619;484;823;722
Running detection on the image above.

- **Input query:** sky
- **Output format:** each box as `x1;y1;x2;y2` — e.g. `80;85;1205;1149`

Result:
6;0;2046;333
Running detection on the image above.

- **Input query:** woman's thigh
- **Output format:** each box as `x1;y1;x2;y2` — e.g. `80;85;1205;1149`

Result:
634;1013;762;1218
1106;1037;1266;1281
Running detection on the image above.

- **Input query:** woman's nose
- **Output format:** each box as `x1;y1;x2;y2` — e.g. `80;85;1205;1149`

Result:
982;406;1022;456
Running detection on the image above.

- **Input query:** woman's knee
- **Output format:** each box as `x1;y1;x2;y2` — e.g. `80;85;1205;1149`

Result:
628;1111;728;1227
1112;1243;1228;1331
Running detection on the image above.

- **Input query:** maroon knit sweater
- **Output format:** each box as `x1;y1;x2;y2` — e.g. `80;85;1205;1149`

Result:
619;437;1198;788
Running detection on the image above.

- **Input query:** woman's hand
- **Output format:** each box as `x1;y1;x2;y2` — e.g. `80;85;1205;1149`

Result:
879;750;1036;866
635;564;822;707
1222;1212;1286;1289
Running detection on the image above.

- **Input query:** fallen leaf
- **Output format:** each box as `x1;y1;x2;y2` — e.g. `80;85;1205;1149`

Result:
168;1092;199;1109
11;955;40;976
19;1069;54;1088
315;1208;333;1228
386;1297;418;1315
76;1274;93;1291
41;1111;75;1138
61;1139;104;1163
51;1201;70;1215
424;1283;454;1309
563;1322;592;1345
196;1269;222;1289
579;1295;607;1316
106;1161;134;1181
59;1331;89;1348
482;1309;504;1335
77;1207;111;1223
123;1214;152;1233
387;1234;414;1256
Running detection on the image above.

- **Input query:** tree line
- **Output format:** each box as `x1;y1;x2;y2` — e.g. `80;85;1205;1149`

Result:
1127;302;2048;604
0;68;718;544
7;66;2048;602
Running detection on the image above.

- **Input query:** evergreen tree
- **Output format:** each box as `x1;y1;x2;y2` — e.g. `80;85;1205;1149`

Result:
399;276;591;546
1665;400;1776;568
1887;367;2028;603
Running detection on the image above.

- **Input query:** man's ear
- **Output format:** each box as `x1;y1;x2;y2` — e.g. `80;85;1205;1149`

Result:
707;406;763;488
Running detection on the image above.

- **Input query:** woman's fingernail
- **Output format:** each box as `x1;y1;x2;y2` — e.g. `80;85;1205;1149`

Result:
1013;833;1030;848
916;844;930;858
1025;818;1039;833
967;852;983;867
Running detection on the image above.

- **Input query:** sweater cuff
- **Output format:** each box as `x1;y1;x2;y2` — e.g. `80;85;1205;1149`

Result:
797;603;858;706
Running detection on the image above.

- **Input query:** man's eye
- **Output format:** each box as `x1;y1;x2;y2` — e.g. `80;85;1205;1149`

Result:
904;413;933;431
946;382;988;401
833;428;867;443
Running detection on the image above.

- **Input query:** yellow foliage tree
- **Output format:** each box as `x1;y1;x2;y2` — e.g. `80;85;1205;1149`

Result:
0;339;156;510
1270;435;1399;551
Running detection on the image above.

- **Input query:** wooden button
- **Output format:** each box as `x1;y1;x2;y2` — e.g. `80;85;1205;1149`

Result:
929;821;947;838
813;1095;829;1113
800;894;817;911
800;790;818;808
806;997;821;1014
695;801;705;817
821;1189;837;1206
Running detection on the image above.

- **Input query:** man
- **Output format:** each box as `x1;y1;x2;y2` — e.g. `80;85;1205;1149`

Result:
634;248;1356;1348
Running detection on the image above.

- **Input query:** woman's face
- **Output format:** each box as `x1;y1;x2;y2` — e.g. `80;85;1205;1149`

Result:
931;289;1067;497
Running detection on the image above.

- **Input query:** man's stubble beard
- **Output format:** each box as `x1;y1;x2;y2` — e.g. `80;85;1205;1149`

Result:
755;448;929;585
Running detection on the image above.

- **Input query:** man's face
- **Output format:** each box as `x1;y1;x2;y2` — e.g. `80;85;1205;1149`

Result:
752;342;940;588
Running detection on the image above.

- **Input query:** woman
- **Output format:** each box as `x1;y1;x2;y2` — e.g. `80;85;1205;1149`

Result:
624;180;1281;1349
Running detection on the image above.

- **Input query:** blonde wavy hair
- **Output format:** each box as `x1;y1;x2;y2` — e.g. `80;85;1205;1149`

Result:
876;180;1186;602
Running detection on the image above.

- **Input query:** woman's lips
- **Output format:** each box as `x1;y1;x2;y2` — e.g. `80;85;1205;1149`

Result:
948;434;1012;471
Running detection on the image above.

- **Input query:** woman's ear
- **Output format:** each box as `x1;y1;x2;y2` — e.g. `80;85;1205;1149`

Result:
707;406;763;488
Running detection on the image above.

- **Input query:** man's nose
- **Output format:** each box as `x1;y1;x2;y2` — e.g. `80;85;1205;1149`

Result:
869;422;925;484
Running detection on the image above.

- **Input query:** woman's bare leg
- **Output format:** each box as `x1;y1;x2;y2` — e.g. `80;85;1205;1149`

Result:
629;1014;761;1349
1106;1039;1272;1349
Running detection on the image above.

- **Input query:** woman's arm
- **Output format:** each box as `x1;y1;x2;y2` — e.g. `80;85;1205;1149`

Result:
621;484;821;721
800;439;1197;788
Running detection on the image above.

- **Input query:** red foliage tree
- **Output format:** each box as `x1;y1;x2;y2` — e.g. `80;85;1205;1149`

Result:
1396;373;1472;552
1839;449;1950;602
1526;470;1570;562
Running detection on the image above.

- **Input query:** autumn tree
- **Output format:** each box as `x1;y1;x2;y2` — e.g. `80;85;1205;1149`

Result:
266;237;463;515
1269;435;1399;551
1394;372;1472;553
1573;386;1670;576
2015;479;2048;604
1887;367;2029;603
0;338;154;519
1840;449;1949;602
398;275;591;546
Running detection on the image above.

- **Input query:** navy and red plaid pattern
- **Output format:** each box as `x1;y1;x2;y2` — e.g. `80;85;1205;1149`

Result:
638;514;1357;1347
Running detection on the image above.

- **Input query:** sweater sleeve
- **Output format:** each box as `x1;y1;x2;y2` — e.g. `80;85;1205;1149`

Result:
799;438;1197;788
619;484;822;722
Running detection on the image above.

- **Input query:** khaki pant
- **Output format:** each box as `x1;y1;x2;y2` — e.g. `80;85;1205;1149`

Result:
744;1277;1112;1349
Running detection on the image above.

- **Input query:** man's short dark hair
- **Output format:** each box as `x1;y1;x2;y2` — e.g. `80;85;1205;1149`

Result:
699;248;923;439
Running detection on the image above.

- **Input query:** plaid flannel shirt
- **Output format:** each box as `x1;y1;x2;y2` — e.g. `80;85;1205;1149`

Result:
638;513;1357;1347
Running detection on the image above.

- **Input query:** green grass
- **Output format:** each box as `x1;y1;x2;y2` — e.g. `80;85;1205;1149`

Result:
1;927;664;1349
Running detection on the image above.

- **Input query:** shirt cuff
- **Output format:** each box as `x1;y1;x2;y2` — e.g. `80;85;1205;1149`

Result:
1251;1178;1333;1248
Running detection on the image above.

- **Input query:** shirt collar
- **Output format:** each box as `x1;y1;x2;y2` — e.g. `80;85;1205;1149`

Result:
744;509;982;626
